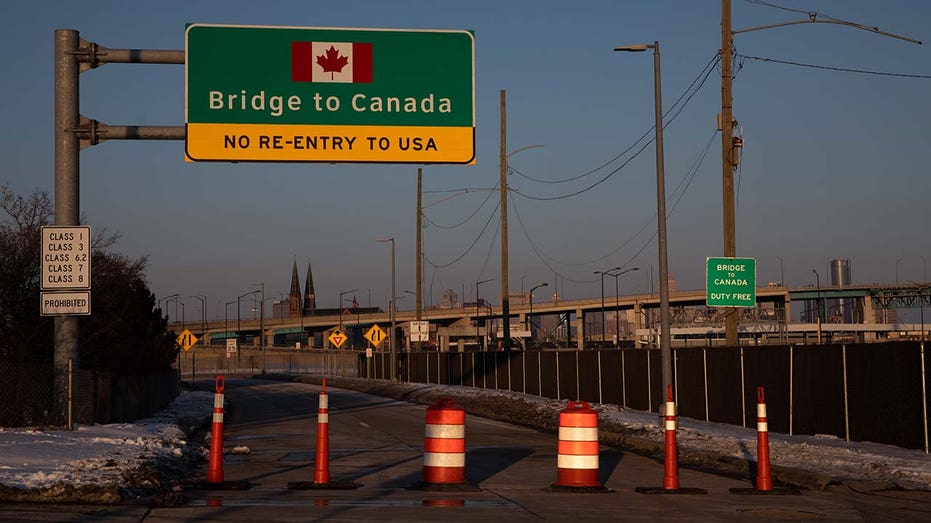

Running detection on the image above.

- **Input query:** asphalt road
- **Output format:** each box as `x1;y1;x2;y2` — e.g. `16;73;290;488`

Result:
4;378;931;521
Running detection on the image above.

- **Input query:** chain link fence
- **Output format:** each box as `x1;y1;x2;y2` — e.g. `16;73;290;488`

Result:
0;360;178;429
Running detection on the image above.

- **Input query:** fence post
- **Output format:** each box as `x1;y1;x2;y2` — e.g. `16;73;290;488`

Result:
556;350;561;400
597;350;603;405
647;350;652;413
674;348;679;406
575;349;580;401
538;351;542;397
621;349;627;409
507;352;511;391
921;342;928;454
740;347;746;427
522;350;526;395
703;348;709;422
842;344;850;444
789;345;794;436
67;359;73;430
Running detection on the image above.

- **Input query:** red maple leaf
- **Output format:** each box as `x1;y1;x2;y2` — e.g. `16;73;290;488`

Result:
316;46;349;80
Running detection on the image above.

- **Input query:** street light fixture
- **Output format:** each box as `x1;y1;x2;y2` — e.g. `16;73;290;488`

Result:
615;41;673;398
476;278;494;351
157;293;180;318
167;295;184;331
605;267;639;348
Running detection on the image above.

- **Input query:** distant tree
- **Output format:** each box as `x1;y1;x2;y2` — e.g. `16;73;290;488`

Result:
0;184;176;372
0;185;52;360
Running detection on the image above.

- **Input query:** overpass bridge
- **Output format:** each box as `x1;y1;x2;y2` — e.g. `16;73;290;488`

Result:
169;282;929;350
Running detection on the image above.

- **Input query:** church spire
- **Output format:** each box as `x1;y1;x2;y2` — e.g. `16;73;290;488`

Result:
303;260;317;313
288;258;302;317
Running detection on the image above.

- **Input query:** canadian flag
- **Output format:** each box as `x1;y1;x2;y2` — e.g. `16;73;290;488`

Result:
291;41;373;83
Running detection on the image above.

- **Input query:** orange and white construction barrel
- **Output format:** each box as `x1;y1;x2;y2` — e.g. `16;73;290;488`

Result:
555;401;601;488
423;398;466;484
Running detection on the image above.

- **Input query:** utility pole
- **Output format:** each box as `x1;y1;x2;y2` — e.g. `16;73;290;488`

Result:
416;167;423;322
415;167;423;351
500;89;511;352
722;0;739;346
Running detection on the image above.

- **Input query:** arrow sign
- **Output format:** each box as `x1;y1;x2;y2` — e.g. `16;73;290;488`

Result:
176;329;199;352
364;324;387;347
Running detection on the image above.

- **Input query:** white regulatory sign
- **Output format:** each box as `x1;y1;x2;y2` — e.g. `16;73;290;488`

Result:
40;291;91;316
226;338;238;353
41;226;91;290
410;320;429;342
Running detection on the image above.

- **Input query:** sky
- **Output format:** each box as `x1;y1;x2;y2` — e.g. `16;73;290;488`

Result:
1;383;929;492
2;0;930;321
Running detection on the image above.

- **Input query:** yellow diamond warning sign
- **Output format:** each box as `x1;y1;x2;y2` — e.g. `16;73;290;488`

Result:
176;329;199;352
328;328;347;349
364;324;387;347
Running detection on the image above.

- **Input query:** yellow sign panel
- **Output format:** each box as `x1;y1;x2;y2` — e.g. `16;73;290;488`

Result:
186;124;475;163
328;328;347;349
176;329;199;352
364;324;387;347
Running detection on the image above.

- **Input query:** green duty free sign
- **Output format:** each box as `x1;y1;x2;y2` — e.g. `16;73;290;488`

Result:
706;257;756;308
185;24;475;163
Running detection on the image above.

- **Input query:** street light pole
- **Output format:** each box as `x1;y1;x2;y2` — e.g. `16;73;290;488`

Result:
813;269;822;344
338;288;358;334
615;41;673;398
605;267;640;348
191;295;206;341
377;237;397;381
255;282;265;374
237;290;258;345
528;282;548;341
476;278;493;351
594;268;621;346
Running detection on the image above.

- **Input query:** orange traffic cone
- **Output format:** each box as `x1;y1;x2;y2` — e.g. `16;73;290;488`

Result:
730;386;798;495
201;375;250;490
289;378;360;490
635;385;705;495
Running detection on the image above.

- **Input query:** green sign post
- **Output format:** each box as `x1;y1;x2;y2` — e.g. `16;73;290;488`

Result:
706;257;756;307
185;24;475;163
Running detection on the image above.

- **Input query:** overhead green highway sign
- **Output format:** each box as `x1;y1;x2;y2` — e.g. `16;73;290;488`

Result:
185;24;475;164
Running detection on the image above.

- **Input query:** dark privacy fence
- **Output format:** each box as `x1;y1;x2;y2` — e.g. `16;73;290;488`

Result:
0;361;179;428
360;342;930;452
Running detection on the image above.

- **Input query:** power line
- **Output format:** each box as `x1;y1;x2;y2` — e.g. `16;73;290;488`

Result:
422;183;498;230
424;200;500;269
509;54;720;187
510;55;719;201
511;129;718;277
738;54;931;79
